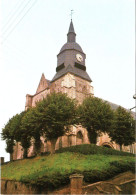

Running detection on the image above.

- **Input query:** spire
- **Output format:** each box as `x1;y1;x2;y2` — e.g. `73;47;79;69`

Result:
68;19;75;33
67;20;76;42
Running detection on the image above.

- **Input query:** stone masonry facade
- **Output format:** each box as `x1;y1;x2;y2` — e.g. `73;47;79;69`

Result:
12;20;135;160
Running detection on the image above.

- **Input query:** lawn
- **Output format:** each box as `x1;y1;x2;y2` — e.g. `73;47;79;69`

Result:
1;144;135;190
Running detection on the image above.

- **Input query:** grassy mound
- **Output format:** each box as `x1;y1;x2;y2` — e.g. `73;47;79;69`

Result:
1;144;135;190
56;144;134;156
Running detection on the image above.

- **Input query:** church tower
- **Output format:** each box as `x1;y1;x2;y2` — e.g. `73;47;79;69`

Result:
51;20;94;103
17;20;94;160
13;19;135;161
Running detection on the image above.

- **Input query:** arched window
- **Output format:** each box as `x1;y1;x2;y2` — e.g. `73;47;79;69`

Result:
76;131;83;145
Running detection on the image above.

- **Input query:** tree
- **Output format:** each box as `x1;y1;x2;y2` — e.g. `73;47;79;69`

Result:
109;106;135;151
78;96;114;144
34;92;77;154
2;112;25;160
20;107;42;157
2;118;15;160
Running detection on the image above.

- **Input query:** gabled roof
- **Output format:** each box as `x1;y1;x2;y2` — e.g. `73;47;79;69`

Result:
36;73;50;94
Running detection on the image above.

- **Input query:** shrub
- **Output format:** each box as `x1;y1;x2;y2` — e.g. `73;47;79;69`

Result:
57;144;134;156
110;160;135;173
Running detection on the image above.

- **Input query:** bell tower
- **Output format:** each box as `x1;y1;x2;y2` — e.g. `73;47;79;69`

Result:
51;20;94;103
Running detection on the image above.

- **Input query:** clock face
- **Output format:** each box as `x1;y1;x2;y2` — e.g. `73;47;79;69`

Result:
76;54;83;62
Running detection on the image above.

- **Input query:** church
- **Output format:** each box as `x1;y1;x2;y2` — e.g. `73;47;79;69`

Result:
13;20;135;160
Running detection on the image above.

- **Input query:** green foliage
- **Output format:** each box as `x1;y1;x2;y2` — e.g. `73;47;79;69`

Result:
2;92;77;156
5;139;14;154
78;96;114;143
20;107;41;156
32;92;77;154
109;160;135;172
2;112;25;155
35;92;77;140
109;106;135;150
2;118;14;154
83;158;135;183
57;144;134;156
1;147;134;190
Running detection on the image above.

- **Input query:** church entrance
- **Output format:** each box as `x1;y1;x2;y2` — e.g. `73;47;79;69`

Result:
76;131;83;145
103;145;111;148
102;142;114;149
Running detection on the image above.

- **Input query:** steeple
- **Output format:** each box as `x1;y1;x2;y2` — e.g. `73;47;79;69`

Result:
67;20;76;42
51;20;92;83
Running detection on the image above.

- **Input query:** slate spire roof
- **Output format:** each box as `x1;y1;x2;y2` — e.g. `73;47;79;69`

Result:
67;19;76;42
68;19;75;33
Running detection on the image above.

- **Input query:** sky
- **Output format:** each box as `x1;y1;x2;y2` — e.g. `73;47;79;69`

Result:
0;0;135;162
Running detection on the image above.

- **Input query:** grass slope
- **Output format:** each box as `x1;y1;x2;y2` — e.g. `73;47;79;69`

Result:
56;144;134;156
1;144;135;190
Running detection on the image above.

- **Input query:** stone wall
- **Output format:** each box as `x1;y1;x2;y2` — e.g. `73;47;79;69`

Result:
50;73;93;103
1;179;70;194
1;180;39;194
1;172;135;194
32;88;50;107
97;133;136;153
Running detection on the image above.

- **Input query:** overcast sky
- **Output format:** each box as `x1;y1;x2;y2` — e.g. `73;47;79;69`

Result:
0;0;135;161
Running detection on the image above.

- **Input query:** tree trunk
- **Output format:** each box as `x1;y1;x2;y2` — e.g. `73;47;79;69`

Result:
88;131;97;144
50;138;57;155
10;153;13;161
35;140;41;156
23;148;28;158
36;150;41;156
120;145;122;151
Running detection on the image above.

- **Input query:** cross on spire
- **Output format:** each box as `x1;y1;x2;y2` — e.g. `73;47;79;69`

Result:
70;10;74;20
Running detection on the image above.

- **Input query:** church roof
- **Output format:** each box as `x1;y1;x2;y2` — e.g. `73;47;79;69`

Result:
60;42;83;53
59;20;83;53
68;19;76;33
106;101;120;110
52;64;92;82
102;99;135;118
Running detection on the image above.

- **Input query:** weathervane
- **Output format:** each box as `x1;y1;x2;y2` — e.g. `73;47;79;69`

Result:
70;10;74;20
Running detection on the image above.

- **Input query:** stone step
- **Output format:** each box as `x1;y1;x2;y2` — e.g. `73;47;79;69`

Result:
95;185;112;194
